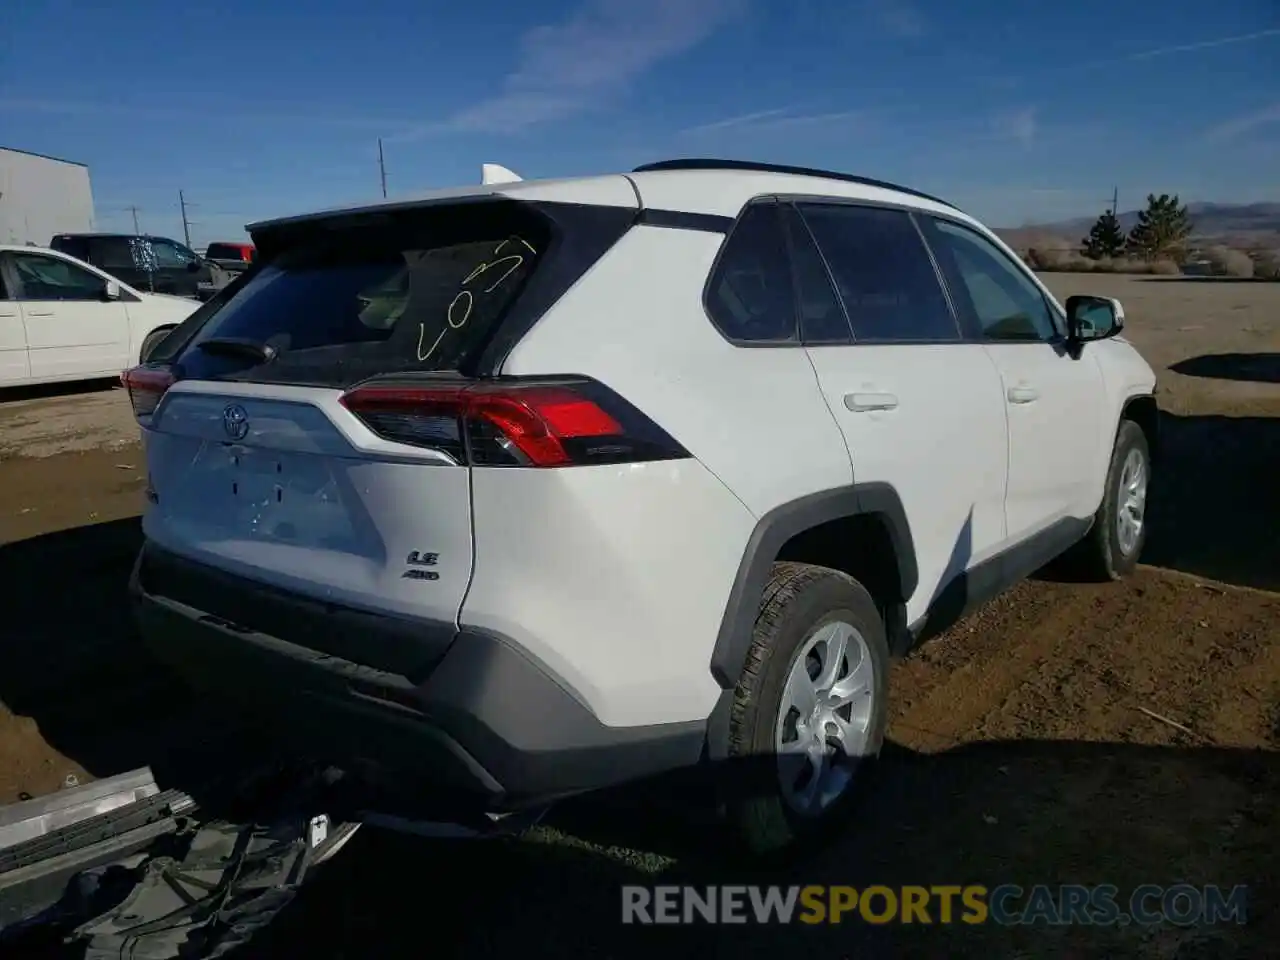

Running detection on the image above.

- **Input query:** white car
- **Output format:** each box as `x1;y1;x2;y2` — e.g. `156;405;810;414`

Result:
0;244;201;387
124;159;1158;854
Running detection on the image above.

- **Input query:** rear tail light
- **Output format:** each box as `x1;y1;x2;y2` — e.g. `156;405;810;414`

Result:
122;366;175;419
339;378;689;468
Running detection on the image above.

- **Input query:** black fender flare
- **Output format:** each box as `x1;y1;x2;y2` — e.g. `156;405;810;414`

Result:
707;482;918;691
1120;392;1160;461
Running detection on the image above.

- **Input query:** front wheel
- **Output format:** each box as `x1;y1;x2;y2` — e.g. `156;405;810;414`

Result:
723;562;890;858
1067;419;1152;580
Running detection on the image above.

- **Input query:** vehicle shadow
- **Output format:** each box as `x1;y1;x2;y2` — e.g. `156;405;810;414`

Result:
1170;353;1280;385
1035;406;1279;593
0;518;273;804
0;379;120;407
223;740;1277;960
1140;410;1280;592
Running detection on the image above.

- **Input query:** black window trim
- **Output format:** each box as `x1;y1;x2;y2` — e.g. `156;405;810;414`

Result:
701;191;1071;349
701;192;1015;349
917;214;1068;346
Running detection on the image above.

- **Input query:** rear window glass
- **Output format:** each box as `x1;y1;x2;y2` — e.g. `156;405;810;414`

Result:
174;201;550;386
206;243;250;261
50;236;89;260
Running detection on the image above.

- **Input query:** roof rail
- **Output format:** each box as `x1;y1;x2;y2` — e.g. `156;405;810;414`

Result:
632;158;955;209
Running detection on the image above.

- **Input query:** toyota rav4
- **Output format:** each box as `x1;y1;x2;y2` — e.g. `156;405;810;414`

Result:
124;159;1158;854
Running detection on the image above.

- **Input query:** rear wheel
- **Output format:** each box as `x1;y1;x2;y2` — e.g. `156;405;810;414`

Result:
139;327;175;364
723;562;890;858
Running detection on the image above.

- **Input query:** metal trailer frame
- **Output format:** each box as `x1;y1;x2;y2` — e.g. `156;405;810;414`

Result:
0;763;545;957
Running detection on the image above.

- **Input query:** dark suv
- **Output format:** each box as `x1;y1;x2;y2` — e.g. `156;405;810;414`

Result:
49;233;210;299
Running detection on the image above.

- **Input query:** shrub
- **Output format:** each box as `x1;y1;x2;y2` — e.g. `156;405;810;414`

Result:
1203;245;1254;278
1248;250;1280;281
1028;248;1093;272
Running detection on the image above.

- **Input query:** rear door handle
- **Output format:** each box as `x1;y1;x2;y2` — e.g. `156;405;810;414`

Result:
1007;385;1039;404
24;310;54;317
844;392;899;412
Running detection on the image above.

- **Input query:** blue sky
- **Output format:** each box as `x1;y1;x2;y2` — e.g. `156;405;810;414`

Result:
3;0;1278;245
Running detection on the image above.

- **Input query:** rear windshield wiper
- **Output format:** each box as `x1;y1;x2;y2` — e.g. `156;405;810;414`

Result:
195;337;278;364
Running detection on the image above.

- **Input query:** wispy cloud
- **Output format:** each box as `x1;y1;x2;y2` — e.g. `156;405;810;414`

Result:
1121;27;1280;62
680;107;870;137
864;0;926;38
1205;102;1280;143
680;107;795;135
978;27;1280;89
390;0;743;141
991;106;1038;147
1072;27;1280;70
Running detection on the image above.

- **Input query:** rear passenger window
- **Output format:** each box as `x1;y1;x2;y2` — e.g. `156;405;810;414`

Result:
93;238;137;271
706;202;797;343
796;204;959;342
779;204;850;344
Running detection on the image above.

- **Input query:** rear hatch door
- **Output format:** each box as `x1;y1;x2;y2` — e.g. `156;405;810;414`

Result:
139;198;563;641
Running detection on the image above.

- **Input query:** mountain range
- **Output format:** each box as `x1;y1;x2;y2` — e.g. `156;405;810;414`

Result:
996;201;1280;252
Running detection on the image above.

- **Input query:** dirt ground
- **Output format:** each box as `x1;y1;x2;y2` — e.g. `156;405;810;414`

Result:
0;274;1277;958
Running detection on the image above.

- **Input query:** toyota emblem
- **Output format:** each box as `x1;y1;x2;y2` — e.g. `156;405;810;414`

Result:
223;404;249;441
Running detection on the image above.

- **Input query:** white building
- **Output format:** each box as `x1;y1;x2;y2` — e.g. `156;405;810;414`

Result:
0;146;96;246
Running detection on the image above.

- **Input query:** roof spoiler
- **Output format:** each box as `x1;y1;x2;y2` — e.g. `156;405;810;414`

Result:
481;163;523;185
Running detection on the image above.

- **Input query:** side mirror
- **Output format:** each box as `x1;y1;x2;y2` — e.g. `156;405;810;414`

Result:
187;260;202;273
1066;295;1124;344
102;280;122;301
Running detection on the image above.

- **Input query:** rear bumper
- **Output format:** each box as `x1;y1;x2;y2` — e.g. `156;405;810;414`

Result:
130;543;706;809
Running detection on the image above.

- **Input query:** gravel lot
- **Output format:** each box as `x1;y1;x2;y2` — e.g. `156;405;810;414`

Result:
1;273;1277;958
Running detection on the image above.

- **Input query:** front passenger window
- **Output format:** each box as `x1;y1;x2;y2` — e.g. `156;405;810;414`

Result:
926;219;1059;341
150;240;190;269
11;253;106;301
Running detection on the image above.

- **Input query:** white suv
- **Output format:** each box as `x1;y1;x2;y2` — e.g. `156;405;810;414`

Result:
125;159;1157;853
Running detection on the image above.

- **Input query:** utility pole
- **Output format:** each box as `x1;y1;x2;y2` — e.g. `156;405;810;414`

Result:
179;190;193;247
378;138;388;199
127;205;141;234
1111;185;1119;216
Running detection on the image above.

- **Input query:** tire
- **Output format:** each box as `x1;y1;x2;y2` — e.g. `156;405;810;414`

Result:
723;562;891;858
139;327;174;364
1065;419;1152;581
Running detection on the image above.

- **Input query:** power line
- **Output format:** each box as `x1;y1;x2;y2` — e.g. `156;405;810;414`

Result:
127;205;141;233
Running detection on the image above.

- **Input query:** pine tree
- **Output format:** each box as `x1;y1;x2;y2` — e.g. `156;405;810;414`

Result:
1125;193;1193;262
1081;209;1126;259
